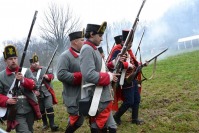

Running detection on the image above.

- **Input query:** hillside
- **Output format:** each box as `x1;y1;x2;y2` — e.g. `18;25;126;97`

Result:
137;50;199;133
1;50;199;133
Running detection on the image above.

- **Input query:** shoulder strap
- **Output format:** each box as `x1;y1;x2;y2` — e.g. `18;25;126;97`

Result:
36;68;41;81
7;67;27;98
0;68;27;117
88;58;106;116
119;53;131;86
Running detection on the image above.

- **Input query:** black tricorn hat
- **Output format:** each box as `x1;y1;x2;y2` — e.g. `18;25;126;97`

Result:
86;21;107;34
30;53;39;63
122;30;130;42
114;35;122;44
69;28;85;41
3;45;18;59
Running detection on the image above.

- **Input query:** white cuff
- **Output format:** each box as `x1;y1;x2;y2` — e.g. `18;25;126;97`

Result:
108;72;113;82
128;63;134;69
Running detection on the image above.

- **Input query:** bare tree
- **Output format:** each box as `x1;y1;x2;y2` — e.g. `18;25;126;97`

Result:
39;2;82;54
0;38;52;69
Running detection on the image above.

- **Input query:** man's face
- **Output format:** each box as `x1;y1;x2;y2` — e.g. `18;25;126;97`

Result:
30;61;40;70
92;34;103;46
76;37;84;51
122;40;132;50
5;57;18;70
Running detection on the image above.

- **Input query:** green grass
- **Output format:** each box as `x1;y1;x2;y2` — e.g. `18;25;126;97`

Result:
1;50;199;133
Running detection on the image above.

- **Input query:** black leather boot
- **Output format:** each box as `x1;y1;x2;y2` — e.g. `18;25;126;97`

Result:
91;128;100;133
108;127;117;133
91;128;112;133
65;123;80;133
132;105;144;125
113;104;129;125
100;127;108;133
46;108;59;131
41;110;48;130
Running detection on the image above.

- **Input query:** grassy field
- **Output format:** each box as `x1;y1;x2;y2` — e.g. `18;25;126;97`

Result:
1;49;199;133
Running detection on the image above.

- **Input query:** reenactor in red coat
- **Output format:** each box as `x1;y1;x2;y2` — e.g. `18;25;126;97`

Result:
107;30;144;125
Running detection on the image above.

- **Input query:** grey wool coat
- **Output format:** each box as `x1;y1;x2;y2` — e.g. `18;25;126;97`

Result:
0;67;38;115
31;66;53;98
57;48;82;115
79;41;113;112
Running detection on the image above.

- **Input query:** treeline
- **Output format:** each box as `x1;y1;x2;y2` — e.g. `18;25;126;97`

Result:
0;38;57;71
1;0;199;71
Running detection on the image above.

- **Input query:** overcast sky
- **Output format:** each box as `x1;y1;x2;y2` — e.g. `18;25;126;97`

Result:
0;0;185;57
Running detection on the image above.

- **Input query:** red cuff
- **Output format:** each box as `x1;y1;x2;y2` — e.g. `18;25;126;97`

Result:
46;74;54;81
123;62;128;69
73;72;82;85
98;72;110;86
21;78;35;90
107;61;114;70
0;94;9;107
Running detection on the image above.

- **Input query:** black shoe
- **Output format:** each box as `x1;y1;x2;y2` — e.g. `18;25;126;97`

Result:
113;115;121;125
108;128;117;133
132;119;145;125
51;124;59;132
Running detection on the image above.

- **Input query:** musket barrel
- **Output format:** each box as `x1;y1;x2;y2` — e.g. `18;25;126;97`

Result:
147;48;168;63
19;11;38;69
135;28;145;57
38;44;59;89
111;0;147;93
7;11;38;121
126;48;168;83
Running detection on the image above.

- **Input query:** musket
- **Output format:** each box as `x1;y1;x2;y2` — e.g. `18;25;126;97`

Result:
135;28;145;57
146;48;168;63
106;32;110;55
105;42;115;64
7;11;38;121
37;44;58;89
37;44;59;105
112;0;146;89
126;48;168;83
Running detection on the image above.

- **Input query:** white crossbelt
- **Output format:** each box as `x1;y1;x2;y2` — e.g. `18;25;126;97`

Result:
88;58;106;116
119;54;130;86
82;83;95;88
0;68;27;117
17;95;26;99
36;68;41;81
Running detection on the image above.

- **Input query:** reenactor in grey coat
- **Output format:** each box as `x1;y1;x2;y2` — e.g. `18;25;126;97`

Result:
57;30;85;133
29;54;59;131
0;45;41;133
79;22;118;132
